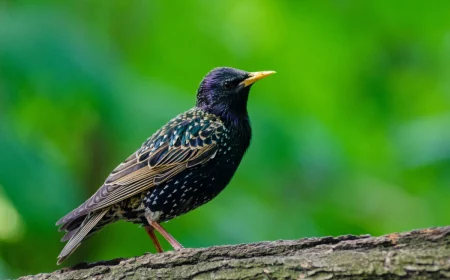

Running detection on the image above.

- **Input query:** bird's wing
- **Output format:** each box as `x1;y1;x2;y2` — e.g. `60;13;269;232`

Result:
57;110;224;226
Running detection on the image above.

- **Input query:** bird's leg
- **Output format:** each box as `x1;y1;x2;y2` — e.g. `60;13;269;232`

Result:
144;216;183;250
150;221;184;250
144;226;164;253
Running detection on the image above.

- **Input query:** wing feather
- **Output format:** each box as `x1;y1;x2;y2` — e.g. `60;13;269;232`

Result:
56;109;224;226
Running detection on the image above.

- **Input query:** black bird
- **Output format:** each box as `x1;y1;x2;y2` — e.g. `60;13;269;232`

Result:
56;67;275;264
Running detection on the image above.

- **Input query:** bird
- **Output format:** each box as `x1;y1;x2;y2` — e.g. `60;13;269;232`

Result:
55;67;275;264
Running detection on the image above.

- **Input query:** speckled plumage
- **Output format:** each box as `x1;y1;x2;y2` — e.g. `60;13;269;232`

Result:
112;108;245;224
56;67;275;264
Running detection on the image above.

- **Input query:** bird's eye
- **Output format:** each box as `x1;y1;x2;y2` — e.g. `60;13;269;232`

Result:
223;81;232;90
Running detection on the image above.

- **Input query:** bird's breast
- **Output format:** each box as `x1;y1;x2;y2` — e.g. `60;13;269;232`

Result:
140;141;246;223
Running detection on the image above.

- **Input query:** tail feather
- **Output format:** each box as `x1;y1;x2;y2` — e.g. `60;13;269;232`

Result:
59;214;87;232
57;209;108;265
61;228;78;242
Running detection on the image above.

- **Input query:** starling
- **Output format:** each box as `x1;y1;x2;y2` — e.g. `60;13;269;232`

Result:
56;67;275;264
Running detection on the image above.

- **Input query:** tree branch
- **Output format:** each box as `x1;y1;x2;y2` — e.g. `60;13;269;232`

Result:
20;226;450;279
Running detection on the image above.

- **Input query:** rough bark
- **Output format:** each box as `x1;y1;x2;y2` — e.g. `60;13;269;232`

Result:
20;226;450;280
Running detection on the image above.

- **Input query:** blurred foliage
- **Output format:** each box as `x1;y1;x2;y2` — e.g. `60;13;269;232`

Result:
1;0;450;278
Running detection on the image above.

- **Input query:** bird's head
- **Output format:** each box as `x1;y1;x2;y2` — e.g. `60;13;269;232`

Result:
196;67;275;120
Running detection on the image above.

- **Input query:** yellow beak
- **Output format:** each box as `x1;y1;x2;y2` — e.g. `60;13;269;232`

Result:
239;71;276;87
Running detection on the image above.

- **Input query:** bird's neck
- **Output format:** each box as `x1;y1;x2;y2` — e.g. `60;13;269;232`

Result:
199;91;250;121
200;105;252;151
198;100;247;125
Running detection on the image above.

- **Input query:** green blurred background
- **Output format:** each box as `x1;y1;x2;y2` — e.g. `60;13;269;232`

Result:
1;0;450;278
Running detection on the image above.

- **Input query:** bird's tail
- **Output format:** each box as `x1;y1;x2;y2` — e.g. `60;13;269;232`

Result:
57;209;109;265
